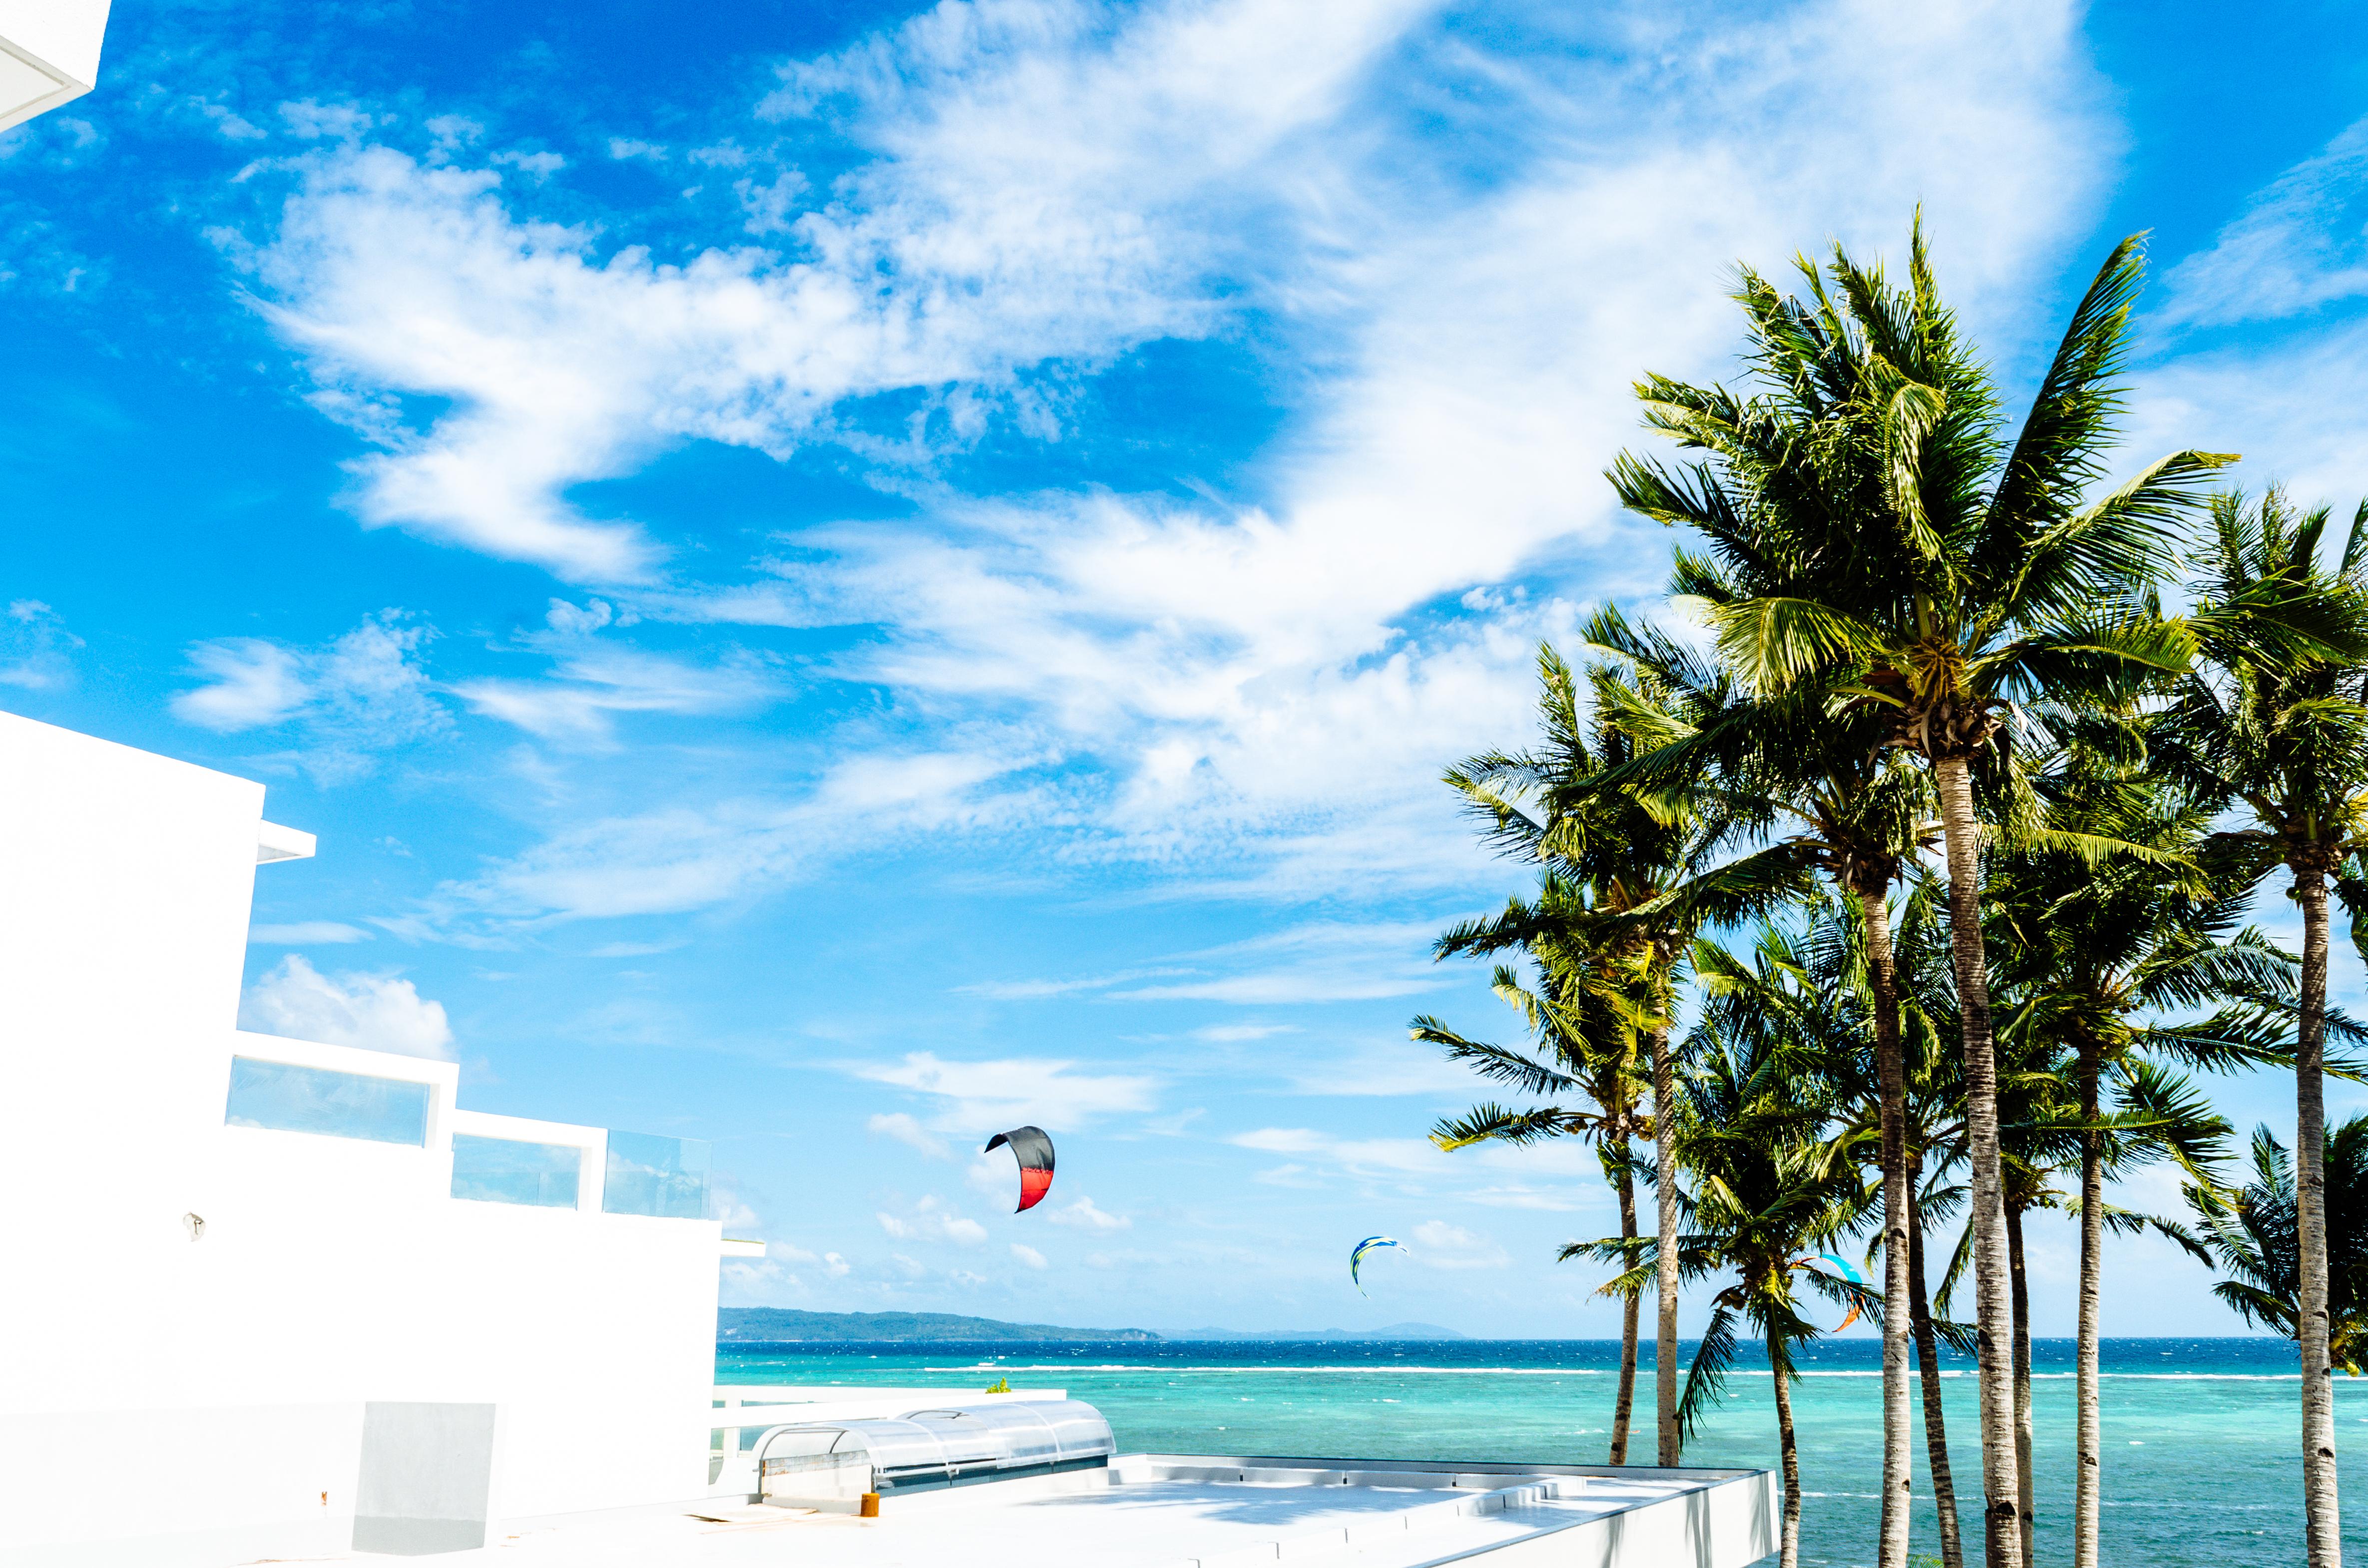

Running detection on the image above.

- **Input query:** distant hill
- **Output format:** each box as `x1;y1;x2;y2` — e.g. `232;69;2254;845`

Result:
1175;1322;1469;1341
718;1308;1162;1343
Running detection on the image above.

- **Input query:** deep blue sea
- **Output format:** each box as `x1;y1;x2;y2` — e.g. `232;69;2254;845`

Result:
716;1337;2362;1567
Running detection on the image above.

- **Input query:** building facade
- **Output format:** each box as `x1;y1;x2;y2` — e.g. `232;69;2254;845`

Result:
0;713;739;1565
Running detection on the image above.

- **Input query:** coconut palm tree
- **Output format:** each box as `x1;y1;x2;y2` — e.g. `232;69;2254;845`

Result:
1608;223;2232;1568
1437;645;1790;1464
2187;1115;2368;1377
1645;929;1870;1568
1983;746;2311;1568
2153;488;2368;1567
1420;948;1649;1461
1586;597;1936;1566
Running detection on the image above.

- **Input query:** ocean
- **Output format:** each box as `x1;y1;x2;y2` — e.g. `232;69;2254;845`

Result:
715;1337;2362;1566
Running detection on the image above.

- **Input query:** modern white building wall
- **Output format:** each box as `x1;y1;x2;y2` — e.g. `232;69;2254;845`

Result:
0;0;112;131
0;713;736;1566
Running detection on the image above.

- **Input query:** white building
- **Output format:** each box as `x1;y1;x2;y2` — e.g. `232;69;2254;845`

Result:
0;713;1779;1568
0;0;112;132
0;714;748;1565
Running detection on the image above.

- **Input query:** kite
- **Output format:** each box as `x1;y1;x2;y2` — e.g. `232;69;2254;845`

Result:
984;1126;1056;1213
1793;1251;1871;1332
1350;1235;1404;1296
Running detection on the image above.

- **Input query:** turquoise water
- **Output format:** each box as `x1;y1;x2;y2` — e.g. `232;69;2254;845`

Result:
716;1338;2366;1566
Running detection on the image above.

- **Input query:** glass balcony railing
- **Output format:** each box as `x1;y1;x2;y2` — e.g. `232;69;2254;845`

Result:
602;1130;710;1219
224;1057;432;1146
450;1133;582;1208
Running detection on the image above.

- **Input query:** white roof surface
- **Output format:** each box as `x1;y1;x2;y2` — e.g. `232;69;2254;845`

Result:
270;1456;1775;1568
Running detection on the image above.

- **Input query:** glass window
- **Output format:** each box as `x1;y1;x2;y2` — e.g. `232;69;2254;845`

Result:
224;1057;431;1147
602;1130;710;1218
451;1133;581;1208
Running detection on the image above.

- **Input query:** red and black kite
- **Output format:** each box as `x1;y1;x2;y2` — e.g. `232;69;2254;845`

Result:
984;1126;1055;1213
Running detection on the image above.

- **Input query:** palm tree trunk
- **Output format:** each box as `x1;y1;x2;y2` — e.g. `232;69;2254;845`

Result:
1611;1139;1640;1466
1911;1182;1966;1568
1932;754;2022;1568
1654;1023;1681;1466
2006;1200;2034;1567
2296;863;2342;1568
1771;1315;1802;1568
2074;1037;2104;1568
1862;882;1915;1568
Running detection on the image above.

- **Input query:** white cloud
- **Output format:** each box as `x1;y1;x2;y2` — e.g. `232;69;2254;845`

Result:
239;0;2110;892
1009;1242;1048;1269
174;640;308;729
1192;1022;1294;1042
1232;1126;1442;1178
2160;114;2368;327
246;0;1418;581
1043;1195;1129;1231
851;1050;1159;1132
1408;1219;1510;1271
979;920;1452;1006
867;1111;947;1159
0;600;82;690
774;1242;855;1277
1232;1125;1601;1187
453;648;777;744
239;954;456;1059
2125;318;2368;516
450;598;783;745
876;1195;989;1245
403;747;1024;930
172;611;448;783
249;921;374;944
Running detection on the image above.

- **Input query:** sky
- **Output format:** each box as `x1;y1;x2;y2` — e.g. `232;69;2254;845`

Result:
7;0;2368;1338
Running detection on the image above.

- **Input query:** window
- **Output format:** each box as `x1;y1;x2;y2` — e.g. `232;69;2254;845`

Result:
224;1057;431;1147
451;1134;581;1207
602;1130;710;1218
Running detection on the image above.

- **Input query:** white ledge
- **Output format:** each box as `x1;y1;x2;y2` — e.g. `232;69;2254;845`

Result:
256;820;316;863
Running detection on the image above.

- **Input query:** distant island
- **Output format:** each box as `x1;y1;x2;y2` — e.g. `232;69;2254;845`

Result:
1177;1323;1469;1342
718;1308;1162;1342
715;1310;1472;1344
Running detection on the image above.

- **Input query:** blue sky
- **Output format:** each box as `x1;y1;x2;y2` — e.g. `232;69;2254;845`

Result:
8;0;2368;1337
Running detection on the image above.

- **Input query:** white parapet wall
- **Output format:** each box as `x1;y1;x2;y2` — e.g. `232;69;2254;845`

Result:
0;713;732;1567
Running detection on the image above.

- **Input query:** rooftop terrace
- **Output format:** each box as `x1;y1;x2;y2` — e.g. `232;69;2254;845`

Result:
282;1452;1775;1568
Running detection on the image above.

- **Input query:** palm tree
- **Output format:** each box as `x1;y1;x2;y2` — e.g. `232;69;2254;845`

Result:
1626;929;1870;1568
1420;948;1648;1461
1983;745;2306;1568
2154;488;2368;1567
2188;1115;2368;1376
1587;599;1936;1566
1608;223;2231;1568
1438;646;1783;1464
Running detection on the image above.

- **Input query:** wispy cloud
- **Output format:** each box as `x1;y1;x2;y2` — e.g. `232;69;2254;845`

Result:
851;1050;1159;1133
250;921;374;944
978;919;1451;1006
1232;1124;1599;1187
2161;113;2368;328
450;598;784;746
1043;1195;1130;1231
0;600;81;690
876;1195;988;1245
867;1111;948;1159
1407;1219;1510;1271
234;0;2110;895
244;1;1421;581
172;610;448;783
